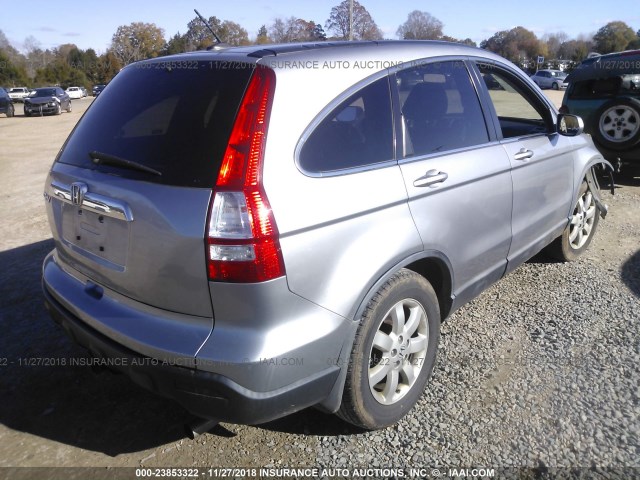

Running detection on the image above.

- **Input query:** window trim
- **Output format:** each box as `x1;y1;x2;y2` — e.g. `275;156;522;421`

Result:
470;59;558;141
295;71;397;178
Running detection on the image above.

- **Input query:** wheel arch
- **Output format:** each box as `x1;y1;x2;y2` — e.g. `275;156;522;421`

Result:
351;250;454;323
317;250;454;414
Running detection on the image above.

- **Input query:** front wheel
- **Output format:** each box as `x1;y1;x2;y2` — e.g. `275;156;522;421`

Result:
338;269;440;429
55;103;62;115
548;181;599;262
6;103;14;117
552;82;559;90
66;101;72;113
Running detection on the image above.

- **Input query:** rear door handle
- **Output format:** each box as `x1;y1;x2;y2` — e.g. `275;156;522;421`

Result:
513;148;534;161
413;169;449;187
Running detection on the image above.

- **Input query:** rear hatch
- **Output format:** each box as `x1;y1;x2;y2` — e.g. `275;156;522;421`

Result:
46;56;255;317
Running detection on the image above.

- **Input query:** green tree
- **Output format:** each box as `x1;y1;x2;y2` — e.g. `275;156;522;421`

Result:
219;20;250;46
0;50;29;86
593;21;636;54
440;36;477;47
110;22;165;65
325;0;383;40
162;33;189;55
256;25;270;44
557;39;592;62
628;30;640;50
481;26;548;67
396;10;443;40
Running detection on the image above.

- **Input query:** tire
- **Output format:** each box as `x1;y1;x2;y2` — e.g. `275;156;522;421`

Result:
548;181;599;262
6;103;14;117
24;109;30;117
591;97;640;151
55;103;62;115
338;269;440;429
66;101;72;113
552;82;559;90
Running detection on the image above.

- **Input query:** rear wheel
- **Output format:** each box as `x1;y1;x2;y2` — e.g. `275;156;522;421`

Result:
6;103;14;117
549;181;599;261
338;269;440;429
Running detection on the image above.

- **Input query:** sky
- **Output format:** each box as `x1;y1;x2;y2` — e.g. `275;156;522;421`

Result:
1;0;638;53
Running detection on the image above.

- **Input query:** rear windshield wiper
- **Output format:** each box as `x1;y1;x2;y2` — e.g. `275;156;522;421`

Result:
89;151;162;176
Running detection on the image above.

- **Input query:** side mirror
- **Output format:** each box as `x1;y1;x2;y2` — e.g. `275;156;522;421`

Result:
557;114;584;137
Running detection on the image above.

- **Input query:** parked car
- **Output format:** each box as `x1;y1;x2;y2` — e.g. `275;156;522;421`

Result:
531;69;568;90
561;50;640;171
24;87;71;116
65;86;83;99
0;88;15;117
92;84;106;97
7;86;30;102
42;41;612;431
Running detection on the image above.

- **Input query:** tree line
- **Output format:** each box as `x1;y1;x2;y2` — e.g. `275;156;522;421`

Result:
1;0;638;89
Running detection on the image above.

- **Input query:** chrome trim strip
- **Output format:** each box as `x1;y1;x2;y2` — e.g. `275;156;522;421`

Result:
50;181;134;222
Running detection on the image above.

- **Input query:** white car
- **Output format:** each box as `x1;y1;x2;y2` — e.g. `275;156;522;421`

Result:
65;86;83;99
8;87;30;102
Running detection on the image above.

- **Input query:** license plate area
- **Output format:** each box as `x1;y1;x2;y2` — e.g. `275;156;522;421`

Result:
61;203;129;268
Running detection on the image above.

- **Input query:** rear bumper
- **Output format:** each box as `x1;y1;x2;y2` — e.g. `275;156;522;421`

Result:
44;284;340;424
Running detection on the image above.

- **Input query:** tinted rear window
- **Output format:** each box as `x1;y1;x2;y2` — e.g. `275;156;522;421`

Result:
57;60;254;188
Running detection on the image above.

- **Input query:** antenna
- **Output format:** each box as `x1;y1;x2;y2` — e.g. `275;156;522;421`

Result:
194;8;222;45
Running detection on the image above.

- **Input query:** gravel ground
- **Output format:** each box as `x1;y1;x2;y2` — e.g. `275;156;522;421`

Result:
0;93;638;478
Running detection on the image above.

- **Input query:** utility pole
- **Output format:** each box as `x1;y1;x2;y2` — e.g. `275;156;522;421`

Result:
349;0;353;41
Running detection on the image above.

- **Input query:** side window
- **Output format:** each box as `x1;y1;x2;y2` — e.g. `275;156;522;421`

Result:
299;77;393;173
569;74;639;100
397;61;489;157
478;63;550;138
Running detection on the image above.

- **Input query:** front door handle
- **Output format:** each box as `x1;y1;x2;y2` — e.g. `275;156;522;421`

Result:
513;148;534;161
413;169;449;187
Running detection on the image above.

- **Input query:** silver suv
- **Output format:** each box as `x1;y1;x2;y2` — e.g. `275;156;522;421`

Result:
43;41;612;430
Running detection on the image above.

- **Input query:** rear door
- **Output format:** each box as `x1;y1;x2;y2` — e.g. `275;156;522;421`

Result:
395;59;513;307
473;61;574;272
46;58;255;317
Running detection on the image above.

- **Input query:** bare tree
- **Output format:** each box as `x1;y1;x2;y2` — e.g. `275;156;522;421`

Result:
396;11;443;40
542;32;569;58
269;17;320;43
325;0;383;41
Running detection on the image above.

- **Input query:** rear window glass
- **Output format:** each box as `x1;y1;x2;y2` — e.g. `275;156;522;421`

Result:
569;74;640;99
57;60;253;188
299;76;394;173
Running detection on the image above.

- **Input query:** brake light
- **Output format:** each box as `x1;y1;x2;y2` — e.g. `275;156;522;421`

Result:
206;66;284;283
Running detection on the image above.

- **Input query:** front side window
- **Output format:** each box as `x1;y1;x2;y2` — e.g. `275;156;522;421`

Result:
397;61;489;157
299;77;393;173
478;63;550;138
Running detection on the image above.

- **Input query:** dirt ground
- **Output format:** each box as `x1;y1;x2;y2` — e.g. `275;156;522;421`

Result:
0;91;637;476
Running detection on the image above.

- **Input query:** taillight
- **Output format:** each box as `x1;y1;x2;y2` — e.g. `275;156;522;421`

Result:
206;66;284;283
